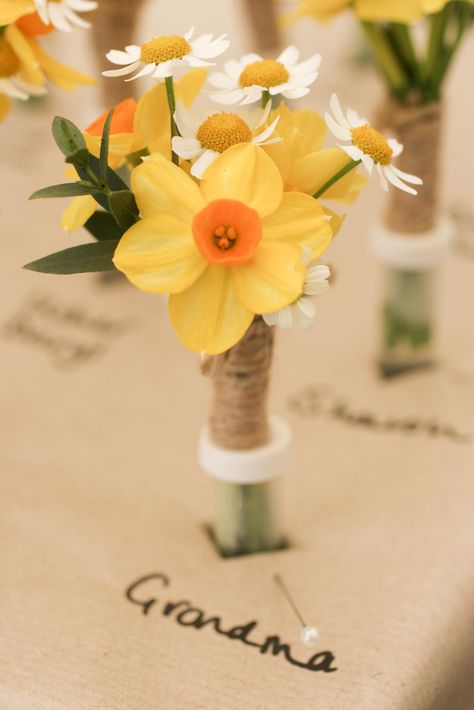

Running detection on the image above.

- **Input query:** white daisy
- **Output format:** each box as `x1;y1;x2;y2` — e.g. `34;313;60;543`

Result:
172;100;281;178
35;0;97;32
208;46;321;106
325;93;423;195
263;247;330;331
103;28;230;82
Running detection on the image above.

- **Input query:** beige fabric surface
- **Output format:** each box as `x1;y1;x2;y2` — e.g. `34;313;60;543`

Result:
1;3;474;708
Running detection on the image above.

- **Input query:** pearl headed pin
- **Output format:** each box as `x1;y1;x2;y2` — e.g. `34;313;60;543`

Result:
274;574;320;647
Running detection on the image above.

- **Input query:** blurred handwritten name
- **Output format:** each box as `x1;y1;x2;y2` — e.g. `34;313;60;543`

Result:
288;384;471;444
3;290;134;369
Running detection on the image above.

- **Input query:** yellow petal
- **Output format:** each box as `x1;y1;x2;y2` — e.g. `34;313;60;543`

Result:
60;196;96;232
113;213;206;294
84;132;133;168
262;192;332;258
356;0;423;22
323;206;345;238
291;109;327;157
295;147;366;202
200;143;283;218
421;0;449;11
0;0;34;24
131;152;205;221
169;265;254;354
0;92;12;122
233;241;303;313
283;0;350;24
175;68;208;107
133;82;170;157
5;25;44;86
28;37;95;90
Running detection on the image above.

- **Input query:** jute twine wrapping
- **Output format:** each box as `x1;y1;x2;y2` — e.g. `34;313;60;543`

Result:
381;98;443;234
89;0;146;106
202;318;274;451
241;0;281;53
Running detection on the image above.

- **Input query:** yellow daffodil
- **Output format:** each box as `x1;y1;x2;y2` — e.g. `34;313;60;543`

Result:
61;68;208;232
113;144;332;354
285;0;464;24
261;103;365;234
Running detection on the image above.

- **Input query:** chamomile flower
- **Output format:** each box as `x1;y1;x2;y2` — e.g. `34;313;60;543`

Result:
103;28;230;82
263;247;330;330
35;0;98;32
325;93;422;194
209;46;321;106
172;101;281;178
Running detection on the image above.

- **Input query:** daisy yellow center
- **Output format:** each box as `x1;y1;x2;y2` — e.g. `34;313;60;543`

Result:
196;113;252;153
140;35;191;65
239;60;289;88
192;199;262;267
0;37;19;78
351;124;393;166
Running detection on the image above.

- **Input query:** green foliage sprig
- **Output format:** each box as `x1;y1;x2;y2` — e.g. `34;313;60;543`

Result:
24;111;140;274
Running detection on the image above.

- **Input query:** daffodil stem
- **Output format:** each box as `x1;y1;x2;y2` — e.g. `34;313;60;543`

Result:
362;22;410;101
164;76;180;166
313;159;361;200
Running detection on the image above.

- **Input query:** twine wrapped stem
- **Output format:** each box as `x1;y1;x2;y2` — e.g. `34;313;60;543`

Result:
382;98;443;234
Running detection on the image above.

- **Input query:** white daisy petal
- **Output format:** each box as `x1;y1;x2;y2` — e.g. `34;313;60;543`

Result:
253;116;280;144
240;87;263;105
210;88;245;105
281;86;310;99
184;26;195;40
185;55;214;68
346;108;365;127
296;298;316;319
330;93;351;130
361;153;374;174
125;62;155;81
277;45;300;66
223;59;243;78
106;49;139;65
388;138;403;157
376;163;389;191
325;113;351;141
208;71;236;89
390;164;423;185
290;53;321;76
102;61;142;78
384;166;418;195
191;149;219;178
172;137;203;159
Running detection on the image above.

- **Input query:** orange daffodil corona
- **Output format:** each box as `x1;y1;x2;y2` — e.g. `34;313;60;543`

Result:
0;0;94;121
113;144;332;354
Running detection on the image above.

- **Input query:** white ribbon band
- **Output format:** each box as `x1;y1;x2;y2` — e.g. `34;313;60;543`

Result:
198;415;293;484
372;217;452;270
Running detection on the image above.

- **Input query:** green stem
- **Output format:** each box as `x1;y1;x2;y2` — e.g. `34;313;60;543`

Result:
388;23;421;88
429;3;473;97
261;89;271;108
362;22;410;100
164;75;180;166
313;159;361;200
423;6;450;95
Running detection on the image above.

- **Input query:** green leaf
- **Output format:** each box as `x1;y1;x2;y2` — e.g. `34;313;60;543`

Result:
84;211;125;241
52;116;87;158
126;147;149;167
23;240;119;274
108;190;139;230
76;155;130;212
29;183;100;199
99;109;114;185
65;148;90;169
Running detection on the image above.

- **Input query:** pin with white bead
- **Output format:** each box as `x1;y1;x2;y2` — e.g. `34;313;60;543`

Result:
274;574;320;647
